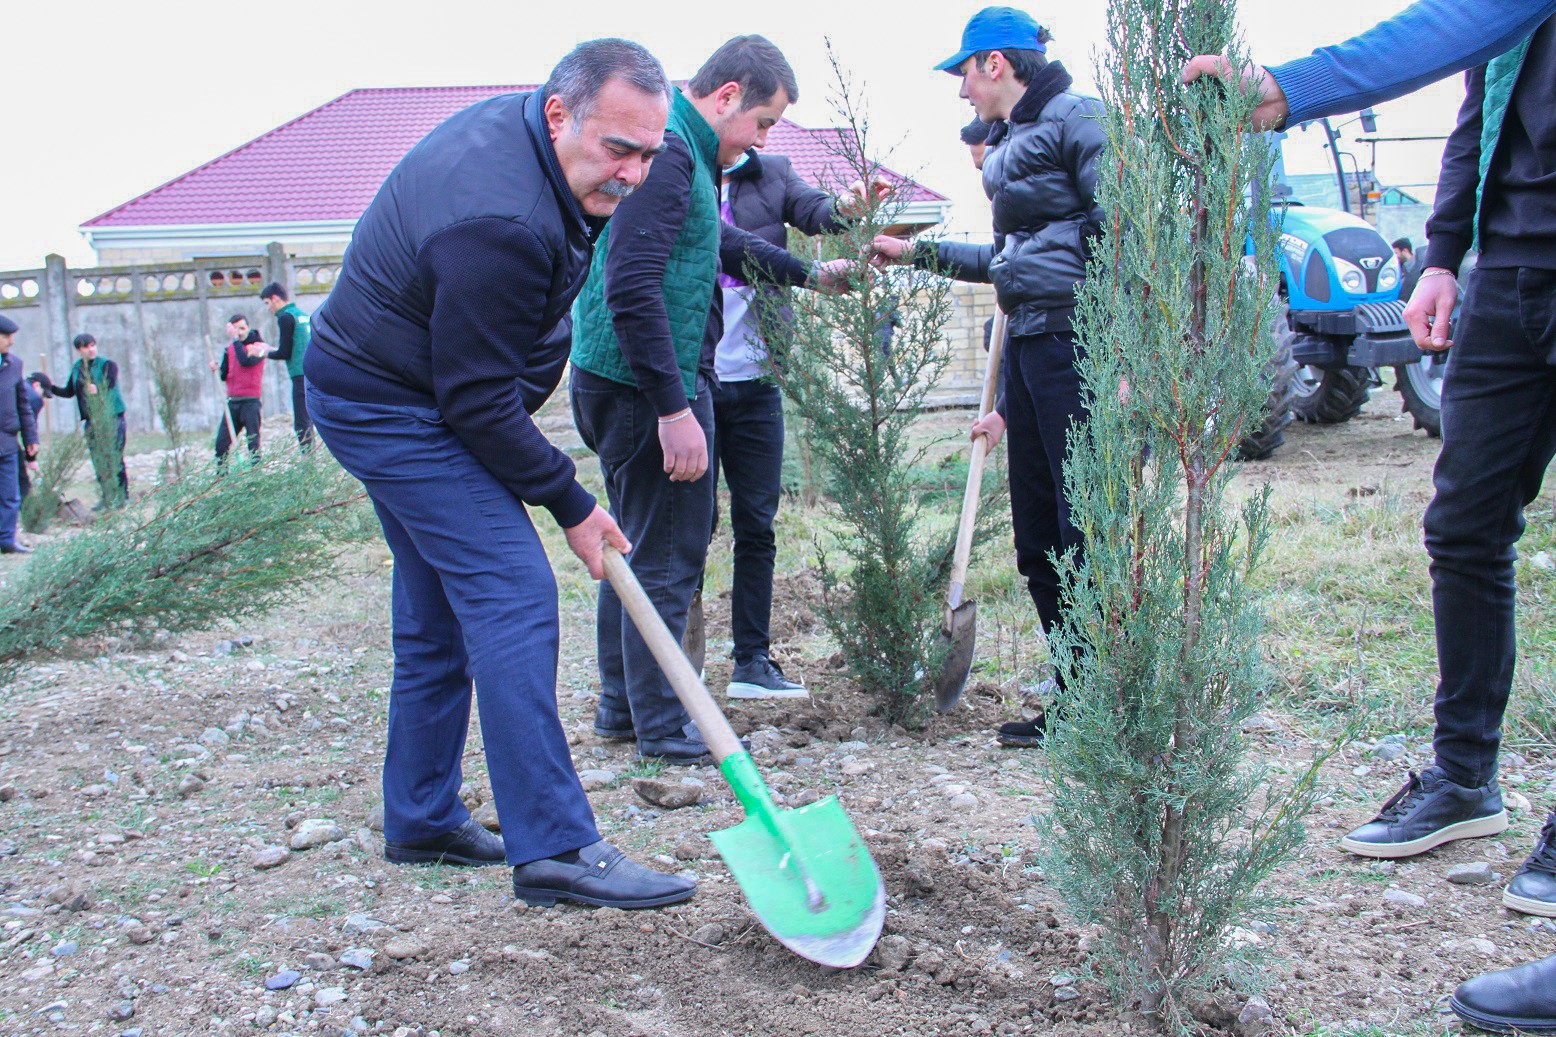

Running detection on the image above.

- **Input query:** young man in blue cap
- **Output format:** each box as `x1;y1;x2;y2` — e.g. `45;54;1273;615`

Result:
875;6;1106;748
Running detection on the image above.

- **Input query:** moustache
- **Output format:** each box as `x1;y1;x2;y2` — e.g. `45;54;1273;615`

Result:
597;180;636;199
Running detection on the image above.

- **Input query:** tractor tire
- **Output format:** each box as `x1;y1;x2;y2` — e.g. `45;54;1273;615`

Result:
1290;364;1371;424
1238;327;1298;461
1395;352;1445;438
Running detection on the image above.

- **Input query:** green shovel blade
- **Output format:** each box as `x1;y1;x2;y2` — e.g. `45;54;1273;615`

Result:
710;753;885;968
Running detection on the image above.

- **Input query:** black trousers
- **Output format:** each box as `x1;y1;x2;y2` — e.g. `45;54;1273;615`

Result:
290;374;314;447
214;397;261;460
570;368;714;740
1005;332;1089;649
1425;267;1556;788
710;377;785;663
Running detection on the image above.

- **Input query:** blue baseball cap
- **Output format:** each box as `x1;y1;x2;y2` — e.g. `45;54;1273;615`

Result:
935;7;1048;73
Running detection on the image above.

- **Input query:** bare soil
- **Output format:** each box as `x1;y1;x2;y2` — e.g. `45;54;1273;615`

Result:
2;390;1553;1037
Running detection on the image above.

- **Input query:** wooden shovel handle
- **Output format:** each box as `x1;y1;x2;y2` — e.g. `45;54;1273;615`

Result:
601;546;745;763
947;308;1007;610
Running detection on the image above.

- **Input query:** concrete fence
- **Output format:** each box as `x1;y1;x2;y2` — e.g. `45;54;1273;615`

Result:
0;243;996;438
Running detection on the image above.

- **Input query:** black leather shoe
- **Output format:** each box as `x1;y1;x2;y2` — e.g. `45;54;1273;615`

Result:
593;705;635;741
512;840;696;909
637;721;746;766
1504;811;1556;917
384;817;505;866
1340;767;1506;859
1450;952;1556;1034
1;543;31;555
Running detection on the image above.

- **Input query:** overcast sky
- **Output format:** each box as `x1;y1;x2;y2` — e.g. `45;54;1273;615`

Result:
3;0;1464;271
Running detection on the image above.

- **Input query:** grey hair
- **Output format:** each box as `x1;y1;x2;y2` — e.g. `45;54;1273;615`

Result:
540;38;673;126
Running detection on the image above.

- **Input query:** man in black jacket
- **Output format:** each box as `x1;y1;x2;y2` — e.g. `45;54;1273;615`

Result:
875;6;1105;747
712;148;872;699
305;39;696;911
0;314;39;555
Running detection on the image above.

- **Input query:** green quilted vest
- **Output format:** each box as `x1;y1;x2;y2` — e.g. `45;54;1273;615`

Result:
1473;38;1534;250
279;301;311;378
71;357;126;418
570;91;720;400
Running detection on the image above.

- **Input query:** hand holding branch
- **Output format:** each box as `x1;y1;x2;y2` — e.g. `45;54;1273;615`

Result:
1180;56;1288;130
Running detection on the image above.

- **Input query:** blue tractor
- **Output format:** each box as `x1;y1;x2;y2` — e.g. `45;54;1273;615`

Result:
1238;128;1441;460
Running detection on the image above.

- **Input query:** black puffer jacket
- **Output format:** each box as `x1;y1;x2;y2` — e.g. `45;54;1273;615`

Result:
924;63;1106;336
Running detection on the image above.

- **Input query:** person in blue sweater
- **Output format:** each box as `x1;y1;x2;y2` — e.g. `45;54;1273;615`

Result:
305;39;697;912
1188;3;1556;1031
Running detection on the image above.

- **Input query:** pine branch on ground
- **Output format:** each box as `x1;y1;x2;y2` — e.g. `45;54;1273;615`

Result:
1035;1;1324;1029
0;453;375;684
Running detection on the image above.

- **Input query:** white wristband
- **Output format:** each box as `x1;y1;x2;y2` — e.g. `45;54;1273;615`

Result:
657;410;692;425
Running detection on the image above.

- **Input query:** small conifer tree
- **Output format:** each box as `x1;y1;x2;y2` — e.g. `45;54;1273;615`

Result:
1036;1;1319;1027
20;432;89;535
146;340;191;476
752;50;981;727
80;374;127;509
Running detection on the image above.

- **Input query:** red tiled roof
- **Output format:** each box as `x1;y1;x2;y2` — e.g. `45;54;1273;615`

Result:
84;86;946;229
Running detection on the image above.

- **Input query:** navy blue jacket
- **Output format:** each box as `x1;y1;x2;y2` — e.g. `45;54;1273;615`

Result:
307;91;604;527
0;353;39;457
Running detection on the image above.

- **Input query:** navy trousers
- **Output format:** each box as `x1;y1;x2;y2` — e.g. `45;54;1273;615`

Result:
0;448;19;548
1425;267;1556;788
306;383;599;866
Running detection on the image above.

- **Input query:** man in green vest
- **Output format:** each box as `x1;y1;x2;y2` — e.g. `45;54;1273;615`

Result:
570;34;852;764
45;333;128;506
261;283;312;447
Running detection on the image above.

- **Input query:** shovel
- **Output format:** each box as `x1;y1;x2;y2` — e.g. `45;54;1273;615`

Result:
602;546;884;968
932;307;1007;713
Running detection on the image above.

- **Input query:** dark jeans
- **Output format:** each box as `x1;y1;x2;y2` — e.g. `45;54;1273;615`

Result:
1426;267;1556;789
571;368;713;740
711;377;785;663
84;414;128;499
307;383;599;865
1005;332;1089;649
214;397;261;460
0;448;19;548
290;374;314;448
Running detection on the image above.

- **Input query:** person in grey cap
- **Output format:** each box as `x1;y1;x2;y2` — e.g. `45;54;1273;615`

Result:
0;314;40;555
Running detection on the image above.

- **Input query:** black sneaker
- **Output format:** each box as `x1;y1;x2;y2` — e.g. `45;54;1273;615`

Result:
1449;952;1556;1035
384;817;505;867
1340;767;1508;859
728;655;807;700
512;840;696;909
997;679;1057;749
1503;811;1556;918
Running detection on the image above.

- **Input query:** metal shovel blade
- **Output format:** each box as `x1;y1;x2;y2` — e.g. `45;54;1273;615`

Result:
932;601;977;713
709;753;885;968
682;589;706;676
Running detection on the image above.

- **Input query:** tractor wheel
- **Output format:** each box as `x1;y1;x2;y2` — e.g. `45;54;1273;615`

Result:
1395;352;1445;438
1238;326;1298;461
1290;364;1371;424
